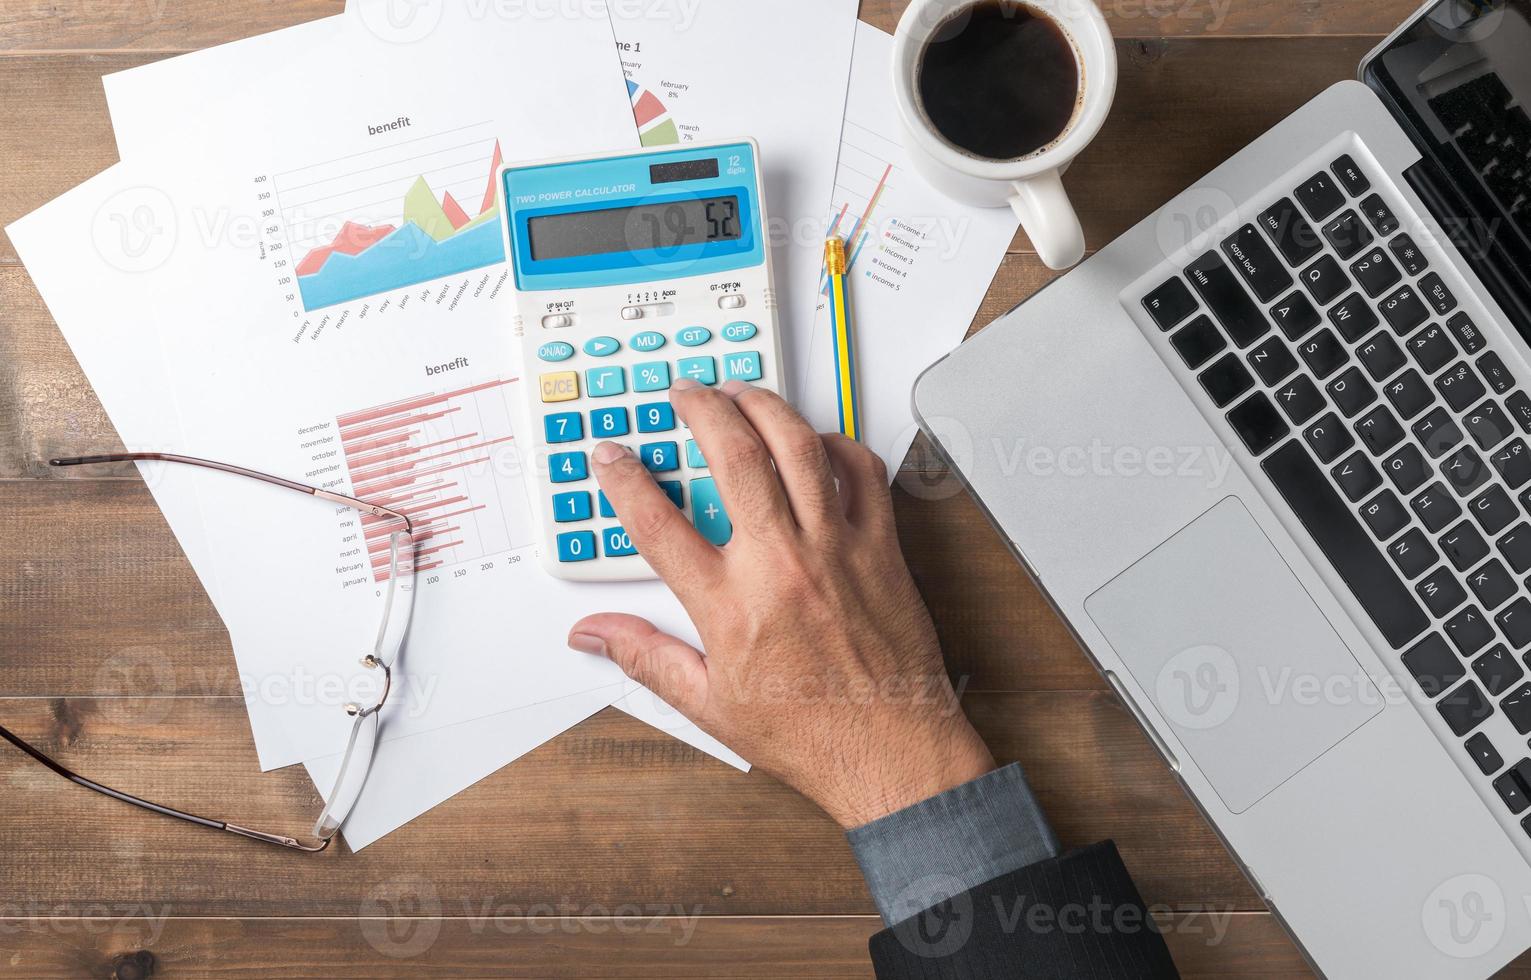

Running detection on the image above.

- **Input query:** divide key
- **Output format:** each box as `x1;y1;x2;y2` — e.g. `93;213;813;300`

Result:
1186;251;1271;348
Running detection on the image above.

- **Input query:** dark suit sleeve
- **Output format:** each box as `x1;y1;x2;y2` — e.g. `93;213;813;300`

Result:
868;840;1181;979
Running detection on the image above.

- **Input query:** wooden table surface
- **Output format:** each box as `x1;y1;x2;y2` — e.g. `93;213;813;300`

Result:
4;1;1528;976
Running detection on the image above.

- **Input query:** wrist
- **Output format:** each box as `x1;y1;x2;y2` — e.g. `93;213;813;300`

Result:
829;722;996;829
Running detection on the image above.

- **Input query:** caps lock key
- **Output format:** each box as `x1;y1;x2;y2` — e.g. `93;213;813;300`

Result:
1222;225;1294;303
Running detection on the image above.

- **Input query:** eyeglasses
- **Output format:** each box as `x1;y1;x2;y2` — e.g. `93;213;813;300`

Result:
0;452;418;852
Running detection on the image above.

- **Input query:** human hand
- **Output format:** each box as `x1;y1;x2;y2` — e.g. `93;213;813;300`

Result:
567;379;995;829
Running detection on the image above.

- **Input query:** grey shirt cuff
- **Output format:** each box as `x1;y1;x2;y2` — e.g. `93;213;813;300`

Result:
845;762;1060;925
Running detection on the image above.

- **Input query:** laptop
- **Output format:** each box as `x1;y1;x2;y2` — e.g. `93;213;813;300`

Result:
912;1;1531;975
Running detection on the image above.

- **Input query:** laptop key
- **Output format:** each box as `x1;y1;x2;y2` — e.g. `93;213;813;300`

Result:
1493;758;1531;811
1332;450;1382;501
1437;362;1488;413
1447;606;1495;657
1440;521;1490;571
1439;680;1494;737
1299;329;1348;379
1322;210;1374;260
1496;597;1531;649
1170;314;1227;368
1505;684;1531;734
1361;490;1409;540
1380;284;1430;334
1269;291;1321;341
1403;633;1465;696
1491;439;1531;489
1472;644;1524;696
1328;292;1381;342
1502;524;1531;574
1389;528;1439;579
1262;441;1429;648
1417;567;1468;617
1407;324;1457;375
1358;331;1406;381
1144;278;1199;329
1199;353;1254;407
1273;375;1325;425
1389;233;1429;276
1465;732;1504;776
1383;369;1435;420
1441;445;1491;496
1246;336;1297;386
1296;171;1347;221
1258;198;1323;266
1413;407;1465;458
1327;367;1376;418
1478;351;1515;395
1226;393;1289;456
1508;391;1531;434
1465;401;1514;451
1221;225;1293;302
1186;252;1270;347
1446;311;1487;355
1412;482;1463;533
1331;155;1371;196
1304;413;1354;463
1419;272;1457;316
1359;193;1400;235
1471;486;1518;535
1299;255;1350;306
1354;405;1404;455
1383;445;1430;494
1349;246;1401;298
1468;559;1517;610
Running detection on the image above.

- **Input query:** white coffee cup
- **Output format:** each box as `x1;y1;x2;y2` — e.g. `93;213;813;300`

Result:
892;0;1117;270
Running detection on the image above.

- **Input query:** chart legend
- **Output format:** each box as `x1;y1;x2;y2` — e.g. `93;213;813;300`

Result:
276;124;507;311
331;378;531;581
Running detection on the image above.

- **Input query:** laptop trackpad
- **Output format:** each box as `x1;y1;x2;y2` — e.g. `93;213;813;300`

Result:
1084;498;1382;814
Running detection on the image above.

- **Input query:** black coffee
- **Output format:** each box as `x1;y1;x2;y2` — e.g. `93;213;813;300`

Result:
917;0;1081;161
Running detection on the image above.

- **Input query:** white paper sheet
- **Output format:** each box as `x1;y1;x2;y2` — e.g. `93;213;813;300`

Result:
801;24;1020;476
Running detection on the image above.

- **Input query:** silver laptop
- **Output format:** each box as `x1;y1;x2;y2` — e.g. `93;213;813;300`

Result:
913;1;1531;976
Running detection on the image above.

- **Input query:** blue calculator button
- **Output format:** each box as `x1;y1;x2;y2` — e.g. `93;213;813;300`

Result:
538;341;576;362
641;441;680;472
658;480;684;509
584;336;621;357
544;412;583;444
556;530;598;563
723;350;763;382
586;366;626;397
631;330;667;353
602;527;639;557
598;491;617;519
721;321;758;343
677;356;717;385
685;439;707;469
589;406;630;437
636;401;676;433
633;361;671;393
690;478;732;545
552;491;593;523
549;451;588;484
677;326;712;347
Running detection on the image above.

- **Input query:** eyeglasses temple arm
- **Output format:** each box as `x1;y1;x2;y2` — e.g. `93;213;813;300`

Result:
0;722;329;852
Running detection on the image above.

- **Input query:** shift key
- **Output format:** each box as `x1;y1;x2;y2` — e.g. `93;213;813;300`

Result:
1187;251;1272;348
1222;224;1294;302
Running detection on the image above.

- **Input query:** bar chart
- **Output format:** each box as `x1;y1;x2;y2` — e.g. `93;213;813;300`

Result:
335;378;532;581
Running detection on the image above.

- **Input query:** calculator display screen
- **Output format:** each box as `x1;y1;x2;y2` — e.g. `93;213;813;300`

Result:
527;195;742;261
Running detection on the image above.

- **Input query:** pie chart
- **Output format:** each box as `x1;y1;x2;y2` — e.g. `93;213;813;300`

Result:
627;78;681;146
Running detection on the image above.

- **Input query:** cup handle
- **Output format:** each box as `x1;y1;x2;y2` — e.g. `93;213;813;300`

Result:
1008;170;1086;271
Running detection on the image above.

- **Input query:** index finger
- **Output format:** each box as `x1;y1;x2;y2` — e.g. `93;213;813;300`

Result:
589;441;721;588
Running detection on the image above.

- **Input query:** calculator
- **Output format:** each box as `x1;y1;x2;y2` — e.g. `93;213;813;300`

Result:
500;140;784;581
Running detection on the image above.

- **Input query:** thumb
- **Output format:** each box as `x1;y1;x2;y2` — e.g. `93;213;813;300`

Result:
568;613;709;719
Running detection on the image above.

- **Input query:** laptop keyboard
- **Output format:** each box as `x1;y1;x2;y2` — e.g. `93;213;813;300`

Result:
1140;153;1531;833
1429;72;1530;243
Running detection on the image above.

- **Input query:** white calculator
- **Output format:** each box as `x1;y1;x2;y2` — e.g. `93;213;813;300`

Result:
499;140;784;581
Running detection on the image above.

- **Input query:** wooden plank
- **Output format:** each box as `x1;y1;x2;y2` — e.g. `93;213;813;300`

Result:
0;37;1377;266
0;693;1248;915
0;0;1422;53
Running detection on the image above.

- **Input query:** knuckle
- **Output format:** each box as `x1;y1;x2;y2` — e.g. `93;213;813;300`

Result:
719;435;770;475
630;502;680;543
